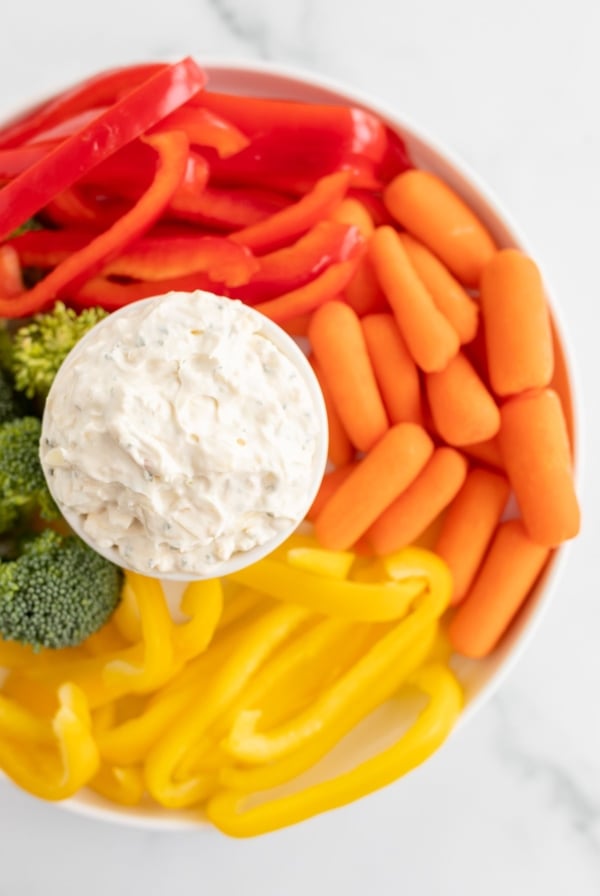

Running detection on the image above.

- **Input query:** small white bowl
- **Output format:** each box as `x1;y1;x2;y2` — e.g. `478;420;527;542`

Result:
40;292;329;582
0;60;580;831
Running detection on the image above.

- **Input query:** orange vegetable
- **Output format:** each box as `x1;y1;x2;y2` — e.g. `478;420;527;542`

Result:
462;437;504;470
330;197;375;239
498;389;580;545
314;423;434;550
254;259;358;324
361;313;423;425
369;226;459;372
480;248;554;396
448;520;550;657
383;169;496;287
308;300;388;452
343;255;388;316
368;447;468;555
425;351;500;446
309;357;354;467
398;233;479;344
435;468;510;604
306;464;358;523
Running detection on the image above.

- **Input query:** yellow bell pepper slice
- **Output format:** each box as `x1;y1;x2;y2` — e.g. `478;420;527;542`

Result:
0;683;99;801
223;571;448;766
171;577;223;660
144;603;310;809
228;558;426;621
285;547;355;580
220;623;437;794
89;762;145;807
206;664;462;837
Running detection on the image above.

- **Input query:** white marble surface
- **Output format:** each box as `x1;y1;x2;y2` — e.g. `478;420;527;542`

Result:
1;0;599;893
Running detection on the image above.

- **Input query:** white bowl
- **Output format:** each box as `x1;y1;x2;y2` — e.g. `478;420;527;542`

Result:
0;60;579;831
41;292;329;582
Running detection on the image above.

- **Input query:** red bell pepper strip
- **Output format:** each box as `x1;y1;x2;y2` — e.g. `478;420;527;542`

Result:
0;246;24;296
230;171;350;253
43;187;131;231
102;236;258;287
196;92;388;163
0;58;205;241
8;229;258;287
28;108;110;145
167;184;290;231
230;221;364;304
0;63;165;149
72;272;220;311
377;127;413;182
152;106;249;158
0;143;59;181
0;131;189;316
253;258;360;323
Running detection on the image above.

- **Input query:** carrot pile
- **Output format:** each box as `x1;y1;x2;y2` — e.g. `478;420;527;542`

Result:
0;63;581;724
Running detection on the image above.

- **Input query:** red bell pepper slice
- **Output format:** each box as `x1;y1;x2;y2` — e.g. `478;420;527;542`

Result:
231;171;350;253
230;220;364;303
253;258;360;323
377;127;413;182
0;142;60;181
0;246;24;296
72;272;220;311
167;183;290;231
43;187;131;231
152;106;249;158
0;58;205;241
0;63;165;149
0;131;189;316
102;235;258;287
196;92;387;163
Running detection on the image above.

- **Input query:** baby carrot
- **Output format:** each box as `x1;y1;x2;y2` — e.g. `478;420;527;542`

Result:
343;255;388;316
314;423;434;550
398;233;479;344
368;447;468;555
308;300;388;452
461;437;504;470
330;197;375;239
448;520;550;657
383;169;497;287
280;312;311;338
306;463;359;523
425;351;500;446
361;313;423;425
369;226;460;372
498;389;580;545
434;468;510;604
480;248;554;396
309;356;354;467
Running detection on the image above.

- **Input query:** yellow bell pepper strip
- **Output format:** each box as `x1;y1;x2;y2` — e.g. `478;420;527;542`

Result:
144;604;310;808
0;635;88;671
206;664;462;837
228;557;426;621
1;672;59;718
285;547;355;579
170;578;223;661
0;683;99;801
89;763;145;807
0;694;55;745
175;617;361;779
16;571;174;708
384;547;453;601
111;580;142;643
84;620;129;657
217;588;269;632
223;569;449;766
219;623;436;795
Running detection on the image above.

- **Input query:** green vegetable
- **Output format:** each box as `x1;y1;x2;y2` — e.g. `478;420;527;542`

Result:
0;416;58;533
11;301;107;400
7;217;44;239
0;368;24;423
0;529;122;650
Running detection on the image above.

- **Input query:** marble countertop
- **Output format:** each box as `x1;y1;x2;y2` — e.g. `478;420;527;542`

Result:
1;0;599;892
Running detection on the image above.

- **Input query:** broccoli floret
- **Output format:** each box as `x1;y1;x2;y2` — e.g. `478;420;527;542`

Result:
11;301;107;400
0;368;23;423
0;416;58;533
0;529;122;650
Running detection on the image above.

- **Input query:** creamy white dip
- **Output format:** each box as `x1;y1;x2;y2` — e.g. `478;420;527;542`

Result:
40;291;320;575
